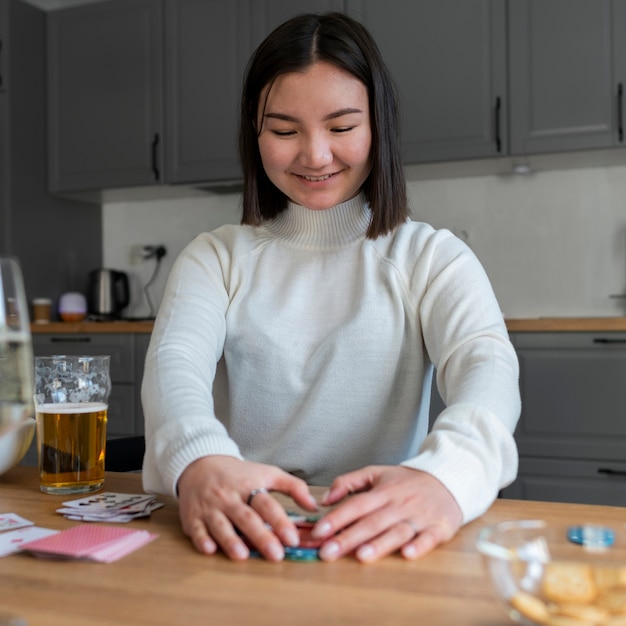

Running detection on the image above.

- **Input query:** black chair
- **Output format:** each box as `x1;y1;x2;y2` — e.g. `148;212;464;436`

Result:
105;436;145;472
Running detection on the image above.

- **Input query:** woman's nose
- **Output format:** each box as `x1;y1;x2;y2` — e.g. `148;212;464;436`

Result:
298;133;333;168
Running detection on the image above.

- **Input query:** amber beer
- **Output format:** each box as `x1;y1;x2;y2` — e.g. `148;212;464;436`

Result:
36;402;107;494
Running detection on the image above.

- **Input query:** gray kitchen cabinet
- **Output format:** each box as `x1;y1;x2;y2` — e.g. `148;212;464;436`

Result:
22;332;149;466
163;0;250;184
47;0;163;192
345;0;508;163
0;0;100;304
509;0;626;155
502;332;626;505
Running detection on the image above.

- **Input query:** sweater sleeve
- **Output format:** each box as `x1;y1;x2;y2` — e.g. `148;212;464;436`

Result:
141;233;243;496
401;229;521;523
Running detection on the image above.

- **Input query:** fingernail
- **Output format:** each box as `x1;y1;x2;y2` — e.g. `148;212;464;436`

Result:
320;489;330;504
356;544;375;562
284;528;300;547
311;520;332;539
267;543;285;561
232;542;249;560
319;541;340;561
402;544;418;560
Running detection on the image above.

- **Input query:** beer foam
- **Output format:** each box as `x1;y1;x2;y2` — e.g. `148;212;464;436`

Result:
37;402;107;414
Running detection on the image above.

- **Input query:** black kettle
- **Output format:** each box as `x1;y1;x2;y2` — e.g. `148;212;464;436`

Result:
88;269;130;319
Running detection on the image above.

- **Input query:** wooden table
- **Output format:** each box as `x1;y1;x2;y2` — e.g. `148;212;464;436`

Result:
2;468;625;626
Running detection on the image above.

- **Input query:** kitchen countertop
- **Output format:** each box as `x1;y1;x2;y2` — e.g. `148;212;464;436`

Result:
30;320;154;333
31;318;626;334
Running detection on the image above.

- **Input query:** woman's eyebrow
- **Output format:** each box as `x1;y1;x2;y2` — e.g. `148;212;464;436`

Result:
263;108;364;122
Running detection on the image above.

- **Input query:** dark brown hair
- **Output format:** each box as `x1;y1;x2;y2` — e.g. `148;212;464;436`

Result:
239;12;408;239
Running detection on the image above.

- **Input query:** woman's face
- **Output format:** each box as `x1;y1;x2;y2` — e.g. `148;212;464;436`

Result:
257;61;372;211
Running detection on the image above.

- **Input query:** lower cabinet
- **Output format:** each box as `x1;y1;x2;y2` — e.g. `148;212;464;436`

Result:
21;332;150;467
501;332;626;505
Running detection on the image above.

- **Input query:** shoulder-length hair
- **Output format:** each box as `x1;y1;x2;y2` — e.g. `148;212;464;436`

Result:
239;12;408;239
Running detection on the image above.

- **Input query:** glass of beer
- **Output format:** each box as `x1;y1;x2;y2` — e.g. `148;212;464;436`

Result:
34;355;110;494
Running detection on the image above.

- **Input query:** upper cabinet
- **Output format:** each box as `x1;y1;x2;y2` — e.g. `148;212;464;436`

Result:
47;0;163;192
164;0;343;185
47;0;626;194
346;0;508;163
509;0;626;155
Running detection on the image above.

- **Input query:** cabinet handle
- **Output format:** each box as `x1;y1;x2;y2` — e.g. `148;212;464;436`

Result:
592;338;626;344
0;39;4;89
494;97;502;153
151;133;160;181
618;83;625;142
598;468;626;476
50;337;91;343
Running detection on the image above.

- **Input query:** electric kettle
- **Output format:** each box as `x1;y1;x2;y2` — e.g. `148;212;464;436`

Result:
87;269;130;319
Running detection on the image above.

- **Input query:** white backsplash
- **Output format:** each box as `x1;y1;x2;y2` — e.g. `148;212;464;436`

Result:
103;163;626;320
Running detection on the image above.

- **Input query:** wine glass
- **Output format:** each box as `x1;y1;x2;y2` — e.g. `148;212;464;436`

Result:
0;257;34;437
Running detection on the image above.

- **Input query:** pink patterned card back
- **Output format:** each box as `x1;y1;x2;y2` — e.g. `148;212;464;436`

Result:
19;524;157;563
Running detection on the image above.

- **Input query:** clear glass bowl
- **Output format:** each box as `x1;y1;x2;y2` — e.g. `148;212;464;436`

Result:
476;519;626;625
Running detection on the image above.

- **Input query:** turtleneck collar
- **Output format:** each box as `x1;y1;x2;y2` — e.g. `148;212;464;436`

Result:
262;193;372;250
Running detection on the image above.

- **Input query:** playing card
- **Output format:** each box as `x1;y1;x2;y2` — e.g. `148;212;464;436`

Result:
19;524;158;563
0;513;34;532
57;501;163;523
61;492;156;513
0;526;59;557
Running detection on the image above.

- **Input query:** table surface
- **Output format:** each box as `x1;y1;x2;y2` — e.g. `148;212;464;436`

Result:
2;467;626;626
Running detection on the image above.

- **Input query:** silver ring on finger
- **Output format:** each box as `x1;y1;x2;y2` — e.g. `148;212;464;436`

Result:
400;519;419;538
246;487;269;506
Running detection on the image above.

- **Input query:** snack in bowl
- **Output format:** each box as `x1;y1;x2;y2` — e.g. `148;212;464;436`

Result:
477;520;626;625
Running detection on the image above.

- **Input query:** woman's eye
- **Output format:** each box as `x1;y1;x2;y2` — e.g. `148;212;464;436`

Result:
332;126;354;134
272;129;296;137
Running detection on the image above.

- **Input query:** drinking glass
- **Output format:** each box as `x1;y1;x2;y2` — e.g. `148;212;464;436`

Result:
34;355;110;494
0;258;34;437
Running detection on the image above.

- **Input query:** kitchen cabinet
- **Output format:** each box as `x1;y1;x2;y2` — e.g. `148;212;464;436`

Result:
509;0;626;155
21;332;148;466
346;0;508;163
47;0;163;192
501;332;626;506
0;0;100;303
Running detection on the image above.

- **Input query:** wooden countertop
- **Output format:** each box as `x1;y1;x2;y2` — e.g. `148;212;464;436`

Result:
505;317;626;332
30;318;626;334
31;320;154;333
3;466;626;626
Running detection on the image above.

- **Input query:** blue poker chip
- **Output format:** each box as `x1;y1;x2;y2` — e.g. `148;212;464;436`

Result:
284;546;319;561
567;525;615;548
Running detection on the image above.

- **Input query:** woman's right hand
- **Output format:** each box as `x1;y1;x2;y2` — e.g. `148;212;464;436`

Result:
176;455;319;561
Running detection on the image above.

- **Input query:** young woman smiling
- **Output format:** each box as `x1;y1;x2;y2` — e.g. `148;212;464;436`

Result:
141;12;521;565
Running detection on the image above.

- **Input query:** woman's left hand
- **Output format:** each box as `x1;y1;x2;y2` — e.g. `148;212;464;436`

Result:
311;466;463;563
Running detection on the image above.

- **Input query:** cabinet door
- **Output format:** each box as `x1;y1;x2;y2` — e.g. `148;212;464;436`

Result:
250;0;345;46
47;0;163;192
502;457;626;506
346;0;507;163
164;0;251;184
514;332;626;462
509;0;623;154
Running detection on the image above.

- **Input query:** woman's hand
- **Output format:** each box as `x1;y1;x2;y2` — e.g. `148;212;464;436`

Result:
177;455;318;561
311;466;463;563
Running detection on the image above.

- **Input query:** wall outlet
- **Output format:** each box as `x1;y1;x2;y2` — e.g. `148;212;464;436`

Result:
130;244;167;264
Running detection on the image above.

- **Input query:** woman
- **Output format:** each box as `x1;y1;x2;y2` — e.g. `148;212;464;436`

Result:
141;12;520;564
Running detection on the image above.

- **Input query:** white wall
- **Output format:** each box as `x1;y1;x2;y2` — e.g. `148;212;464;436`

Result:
103;162;626;320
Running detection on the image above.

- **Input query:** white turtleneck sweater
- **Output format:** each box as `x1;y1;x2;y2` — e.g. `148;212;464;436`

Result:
141;194;520;523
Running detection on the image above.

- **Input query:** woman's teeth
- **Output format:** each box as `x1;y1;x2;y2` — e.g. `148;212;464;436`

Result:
302;174;332;181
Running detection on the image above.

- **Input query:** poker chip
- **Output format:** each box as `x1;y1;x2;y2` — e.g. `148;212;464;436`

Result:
567;525;615;548
284;546;319;561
